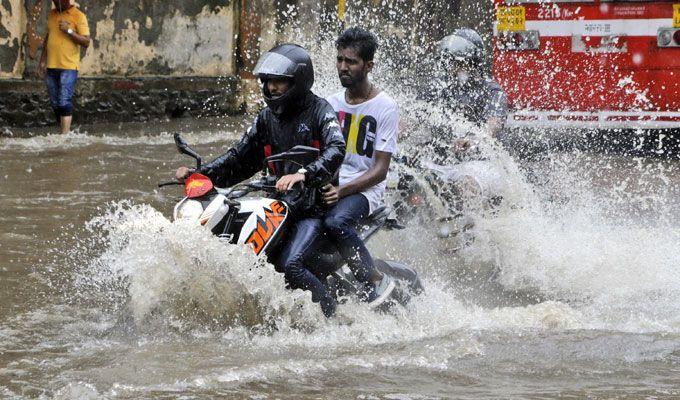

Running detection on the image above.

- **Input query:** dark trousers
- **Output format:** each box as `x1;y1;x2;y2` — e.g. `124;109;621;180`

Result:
322;193;376;285
276;217;335;317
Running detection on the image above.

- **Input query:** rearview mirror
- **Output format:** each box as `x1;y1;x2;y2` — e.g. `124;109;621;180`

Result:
173;133;202;169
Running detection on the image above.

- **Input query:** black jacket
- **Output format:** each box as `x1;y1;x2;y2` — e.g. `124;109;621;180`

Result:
198;92;346;188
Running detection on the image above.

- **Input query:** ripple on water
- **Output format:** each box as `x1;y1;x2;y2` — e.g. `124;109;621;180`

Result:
0;130;240;152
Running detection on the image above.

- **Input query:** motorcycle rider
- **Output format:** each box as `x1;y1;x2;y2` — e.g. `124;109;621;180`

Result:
175;44;346;318
432;28;508;147
393;29;510;222
426;29;509;206
324;27;398;305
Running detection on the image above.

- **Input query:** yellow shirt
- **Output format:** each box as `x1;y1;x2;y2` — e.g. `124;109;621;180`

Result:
46;6;89;70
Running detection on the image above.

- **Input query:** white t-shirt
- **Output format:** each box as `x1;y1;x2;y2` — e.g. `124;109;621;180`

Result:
328;90;399;214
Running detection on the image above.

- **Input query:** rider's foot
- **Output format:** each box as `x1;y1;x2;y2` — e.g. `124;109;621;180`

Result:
320;296;337;318
366;274;396;309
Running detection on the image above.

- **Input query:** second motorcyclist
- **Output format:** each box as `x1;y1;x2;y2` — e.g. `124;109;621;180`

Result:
391;28;512;232
175;44;346;318
428;28;508;147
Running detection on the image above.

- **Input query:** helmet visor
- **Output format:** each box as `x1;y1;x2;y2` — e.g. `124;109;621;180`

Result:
253;52;298;78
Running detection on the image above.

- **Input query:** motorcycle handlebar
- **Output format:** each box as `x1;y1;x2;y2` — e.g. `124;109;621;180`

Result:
158;181;183;188
246;176;278;191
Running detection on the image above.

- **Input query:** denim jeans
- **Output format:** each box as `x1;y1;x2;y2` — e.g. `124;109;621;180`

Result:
45;68;78;117
276;217;336;317
322;193;376;285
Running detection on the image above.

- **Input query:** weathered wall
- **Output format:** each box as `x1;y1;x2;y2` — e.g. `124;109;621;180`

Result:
0;76;242;127
0;0;26;77
2;0;237;78
2;0;492;80
1;0;242;128
79;1;235;76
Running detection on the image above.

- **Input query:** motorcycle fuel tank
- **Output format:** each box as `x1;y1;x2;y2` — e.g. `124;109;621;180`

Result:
237;198;289;255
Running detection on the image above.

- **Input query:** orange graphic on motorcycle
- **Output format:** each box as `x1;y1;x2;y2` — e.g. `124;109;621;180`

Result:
246;201;287;254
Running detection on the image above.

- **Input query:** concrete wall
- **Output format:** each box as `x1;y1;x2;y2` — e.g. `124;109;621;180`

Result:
0;76;242;126
1;0;243;128
2;0;236;78
80;1;235;77
0;0;26;77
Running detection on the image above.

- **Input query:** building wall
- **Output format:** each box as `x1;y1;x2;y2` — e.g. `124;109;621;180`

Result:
2;0;237;78
2;0;492;79
80;1;235;76
0;0;26;77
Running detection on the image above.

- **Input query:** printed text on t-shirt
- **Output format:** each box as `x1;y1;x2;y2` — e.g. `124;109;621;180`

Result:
337;111;376;158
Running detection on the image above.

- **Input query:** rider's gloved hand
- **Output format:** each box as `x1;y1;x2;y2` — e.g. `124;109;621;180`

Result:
276;172;305;192
175;166;194;182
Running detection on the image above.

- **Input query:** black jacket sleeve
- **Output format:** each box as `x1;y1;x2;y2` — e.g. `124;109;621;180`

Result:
198;115;264;188
303;102;346;187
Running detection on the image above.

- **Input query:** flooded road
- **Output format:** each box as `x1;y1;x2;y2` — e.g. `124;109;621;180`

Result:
1;119;680;399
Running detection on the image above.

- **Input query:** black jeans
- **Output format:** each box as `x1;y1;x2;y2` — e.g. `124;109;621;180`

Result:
276;217;336;317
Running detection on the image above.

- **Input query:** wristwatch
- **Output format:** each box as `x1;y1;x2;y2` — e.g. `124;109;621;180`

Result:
297;167;307;177
67;28;74;35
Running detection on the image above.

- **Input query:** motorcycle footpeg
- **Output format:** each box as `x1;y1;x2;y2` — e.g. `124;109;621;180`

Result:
384;217;405;230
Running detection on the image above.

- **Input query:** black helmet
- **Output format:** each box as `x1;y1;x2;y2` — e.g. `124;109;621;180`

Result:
253;43;314;115
439;28;486;67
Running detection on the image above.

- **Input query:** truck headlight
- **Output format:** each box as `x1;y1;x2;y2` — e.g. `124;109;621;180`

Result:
658;29;673;47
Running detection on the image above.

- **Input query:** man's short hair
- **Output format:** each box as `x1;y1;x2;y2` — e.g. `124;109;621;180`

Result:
336;27;378;62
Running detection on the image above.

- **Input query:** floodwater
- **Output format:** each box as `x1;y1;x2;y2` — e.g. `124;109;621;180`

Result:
1;118;680;399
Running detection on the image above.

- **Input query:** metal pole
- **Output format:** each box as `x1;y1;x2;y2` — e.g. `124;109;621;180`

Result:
338;0;345;21
338;0;346;30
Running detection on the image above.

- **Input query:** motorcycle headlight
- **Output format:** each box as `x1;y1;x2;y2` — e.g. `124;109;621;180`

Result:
174;199;204;221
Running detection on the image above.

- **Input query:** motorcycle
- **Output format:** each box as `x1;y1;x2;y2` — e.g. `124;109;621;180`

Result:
159;134;423;311
386;125;516;255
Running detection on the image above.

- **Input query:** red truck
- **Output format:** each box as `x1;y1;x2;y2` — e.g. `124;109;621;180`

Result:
493;0;680;134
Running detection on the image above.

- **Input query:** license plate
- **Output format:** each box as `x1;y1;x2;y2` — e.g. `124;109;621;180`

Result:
674;4;680;28
497;6;526;31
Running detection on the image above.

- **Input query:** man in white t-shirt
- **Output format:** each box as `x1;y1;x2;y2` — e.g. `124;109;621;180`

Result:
323;27;399;305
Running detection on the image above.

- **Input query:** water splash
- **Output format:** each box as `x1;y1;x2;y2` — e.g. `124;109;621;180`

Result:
55;199;597;342
66;201;336;333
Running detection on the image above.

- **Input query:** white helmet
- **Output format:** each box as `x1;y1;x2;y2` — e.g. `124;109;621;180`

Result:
439;28;485;66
